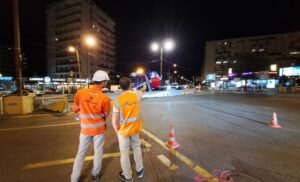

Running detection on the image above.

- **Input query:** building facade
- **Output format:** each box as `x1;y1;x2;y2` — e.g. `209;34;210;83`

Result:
204;32;300;79
46;0;116;79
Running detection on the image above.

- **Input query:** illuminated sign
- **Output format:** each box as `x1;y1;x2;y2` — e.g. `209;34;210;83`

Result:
44;77;51;83
206;74;216;81
52;78;65;82
266;79;276;89
29;77;43;81
279;66;300;76
0;76;13;81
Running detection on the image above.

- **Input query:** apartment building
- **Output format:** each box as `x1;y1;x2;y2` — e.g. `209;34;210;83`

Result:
46;0;116;79
204;32;300;79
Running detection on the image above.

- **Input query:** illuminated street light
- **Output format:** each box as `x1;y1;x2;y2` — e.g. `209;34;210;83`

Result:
67;46;82;86
84;35;96;47
136;68;145;75
0;73;2;77
173;64;177;67
150;39;175;82
151;42;159;52
68;46;76;53
164;39;175;51
174;70;177;74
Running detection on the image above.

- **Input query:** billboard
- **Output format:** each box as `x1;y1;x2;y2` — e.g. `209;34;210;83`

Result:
279;66;300;76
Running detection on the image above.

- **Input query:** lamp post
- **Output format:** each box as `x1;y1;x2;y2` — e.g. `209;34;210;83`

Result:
67;35;97;87
150;39;175;84
68;46;82;81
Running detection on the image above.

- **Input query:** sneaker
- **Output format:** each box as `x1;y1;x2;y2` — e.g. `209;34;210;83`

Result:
137;168;144;179
92;175;101;182
118;171;133;182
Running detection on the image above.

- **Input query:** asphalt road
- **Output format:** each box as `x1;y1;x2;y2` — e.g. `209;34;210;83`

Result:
0;93;299;182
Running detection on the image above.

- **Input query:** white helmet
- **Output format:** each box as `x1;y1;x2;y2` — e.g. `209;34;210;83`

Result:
92;70;110;82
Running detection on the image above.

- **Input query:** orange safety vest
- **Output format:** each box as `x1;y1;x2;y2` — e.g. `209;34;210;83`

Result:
113;91;142;136
72;85;110;136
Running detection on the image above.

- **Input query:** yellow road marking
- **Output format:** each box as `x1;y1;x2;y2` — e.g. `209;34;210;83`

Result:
22;148;151;170
23;152;124;170
141;139;152;148
157;154;178;170
0;122;79;132
141;129;218;182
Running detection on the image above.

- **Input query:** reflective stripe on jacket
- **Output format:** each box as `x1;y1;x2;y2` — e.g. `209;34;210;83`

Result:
73;85;110;136
113;91;142;136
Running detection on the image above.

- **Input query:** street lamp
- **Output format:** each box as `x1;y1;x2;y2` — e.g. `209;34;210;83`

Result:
150;39;175;81
136;67;145;75
84;35;96;47
0;73;2;77
67;46;82;82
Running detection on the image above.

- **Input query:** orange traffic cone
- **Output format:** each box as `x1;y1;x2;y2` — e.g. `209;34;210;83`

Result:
269;112;282;128
166;125;180;149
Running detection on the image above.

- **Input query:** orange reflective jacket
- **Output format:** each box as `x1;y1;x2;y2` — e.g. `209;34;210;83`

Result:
112;91;142;136
72;85;110;136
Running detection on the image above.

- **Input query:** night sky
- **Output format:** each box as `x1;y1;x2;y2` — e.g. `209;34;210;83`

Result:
1;0;300;79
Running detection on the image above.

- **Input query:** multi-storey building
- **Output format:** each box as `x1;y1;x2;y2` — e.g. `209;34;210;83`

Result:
46;0;116;79
204;32;300;79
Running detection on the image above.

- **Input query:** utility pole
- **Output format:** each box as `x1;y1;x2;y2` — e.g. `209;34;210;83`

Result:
160;48;163;83
13;0;23;96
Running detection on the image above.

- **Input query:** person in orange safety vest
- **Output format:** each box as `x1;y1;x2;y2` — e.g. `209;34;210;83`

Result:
112;77;146;182
71;70;110;182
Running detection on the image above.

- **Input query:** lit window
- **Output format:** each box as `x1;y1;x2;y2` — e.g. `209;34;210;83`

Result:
233;60;237;63
259;48;264;52
224;42;227;45
216;61;222;64
223;60;228;64
55;38;59;41
251;49;256;52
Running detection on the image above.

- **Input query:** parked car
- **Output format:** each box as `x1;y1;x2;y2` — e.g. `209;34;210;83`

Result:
31;89;44;96
8;89;36;97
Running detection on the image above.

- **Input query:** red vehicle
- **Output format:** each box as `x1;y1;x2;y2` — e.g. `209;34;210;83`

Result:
130;71;161;91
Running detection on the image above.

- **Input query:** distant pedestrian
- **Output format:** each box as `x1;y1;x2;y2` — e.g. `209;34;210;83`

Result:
112;77;146;182
71;70;111;182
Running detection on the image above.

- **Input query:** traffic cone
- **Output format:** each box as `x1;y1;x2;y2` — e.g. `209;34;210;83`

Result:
166;125;180;149
269;112;282;128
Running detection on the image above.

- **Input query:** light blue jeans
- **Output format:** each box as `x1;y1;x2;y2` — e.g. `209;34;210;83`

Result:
118;133;144;179
71;134;105;182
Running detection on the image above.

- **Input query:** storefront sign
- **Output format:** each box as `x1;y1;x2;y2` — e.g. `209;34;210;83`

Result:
279;66;300;76
52;78;66;82
0;76;13;81
29;77;43;81
44;77;51;83
206;74;216;81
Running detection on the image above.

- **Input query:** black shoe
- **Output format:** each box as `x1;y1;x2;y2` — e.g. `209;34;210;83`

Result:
118;171;133;182
92;175;101;182
137;168;144;179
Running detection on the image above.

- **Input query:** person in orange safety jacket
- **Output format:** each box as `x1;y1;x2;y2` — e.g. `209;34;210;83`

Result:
71;70;110;182
112;77;146;182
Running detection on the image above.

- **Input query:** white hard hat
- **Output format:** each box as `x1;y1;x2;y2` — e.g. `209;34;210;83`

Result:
92;70;110;82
